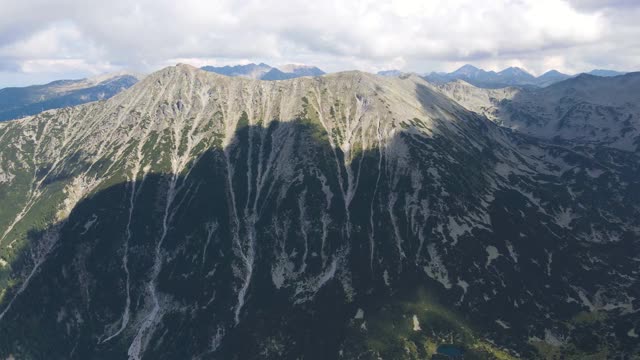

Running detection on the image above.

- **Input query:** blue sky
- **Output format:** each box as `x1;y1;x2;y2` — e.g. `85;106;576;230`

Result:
1;0;639;87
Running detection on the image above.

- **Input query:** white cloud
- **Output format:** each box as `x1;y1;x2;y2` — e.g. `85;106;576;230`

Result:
0;0;638;85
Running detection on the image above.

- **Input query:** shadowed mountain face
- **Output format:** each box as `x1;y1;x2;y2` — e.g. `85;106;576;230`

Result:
0;65;638;359
0;74;139;122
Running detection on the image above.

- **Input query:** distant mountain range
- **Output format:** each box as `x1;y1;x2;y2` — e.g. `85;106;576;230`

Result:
0;73;140;122
377;70;405;77
0;62;326;122
201;63;325;80
0;63;628;123
421;64;627;88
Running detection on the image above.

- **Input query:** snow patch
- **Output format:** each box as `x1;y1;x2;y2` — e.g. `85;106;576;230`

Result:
485;245;500;268
271;263;287;289
383;269;391;287
424;244;452;289
457;279;469;294
412;315;421;331
544;329;566;346
586;168;604;178
555;208;576;229
495;319;511;329
209;326;226;352
448;217;471;245
81;214;98;235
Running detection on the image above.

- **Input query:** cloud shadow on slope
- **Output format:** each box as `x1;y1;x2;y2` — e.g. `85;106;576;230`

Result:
1;100;637;359
0;117;442;359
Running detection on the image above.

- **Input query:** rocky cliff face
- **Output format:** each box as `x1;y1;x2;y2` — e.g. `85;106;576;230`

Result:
0;65;638;359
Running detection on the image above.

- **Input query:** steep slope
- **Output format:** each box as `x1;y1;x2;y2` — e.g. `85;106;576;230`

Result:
0;65;638;359
0;74;140;122
434;80;520;120
437;74;640;151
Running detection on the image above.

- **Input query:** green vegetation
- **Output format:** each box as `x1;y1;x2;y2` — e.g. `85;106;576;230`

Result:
343;287;519;360
300;96;330;143
236;110;250;130
525;310;627;360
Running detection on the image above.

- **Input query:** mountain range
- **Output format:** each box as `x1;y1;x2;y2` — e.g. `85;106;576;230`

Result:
421;64;627;88
0;64;628;124
0;64;638;359
0;73;140;122
0;64;325;123
376;70;405;77
436;72;640;150
201;63;325;80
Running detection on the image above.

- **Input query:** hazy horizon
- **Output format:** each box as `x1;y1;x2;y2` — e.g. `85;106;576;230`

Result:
1;0;640;87
0;60;636;89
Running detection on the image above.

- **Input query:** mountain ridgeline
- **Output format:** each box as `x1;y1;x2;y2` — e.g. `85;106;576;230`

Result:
422;64;627;89
437;72;640;151
0;74;139;122
0;65;638;359
201;63;325;80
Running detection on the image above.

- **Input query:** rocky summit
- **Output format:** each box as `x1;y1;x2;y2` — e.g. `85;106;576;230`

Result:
0;64;638;359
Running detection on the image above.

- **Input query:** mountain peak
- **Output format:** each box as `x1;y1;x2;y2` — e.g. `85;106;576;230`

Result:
534;69;571;86
0;70;140;121
452;64;482;75
175;62;198;69
85;71;142;85
152;63;203;79
456;64;479;71
260;68;296;81
542;69;562;75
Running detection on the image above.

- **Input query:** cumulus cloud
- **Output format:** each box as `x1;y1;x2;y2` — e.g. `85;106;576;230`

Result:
0;0;638;85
